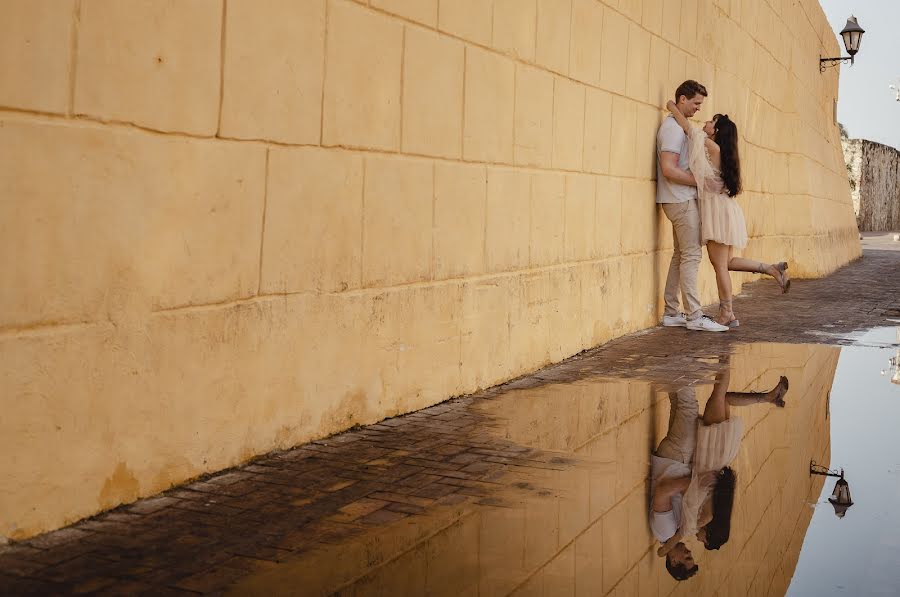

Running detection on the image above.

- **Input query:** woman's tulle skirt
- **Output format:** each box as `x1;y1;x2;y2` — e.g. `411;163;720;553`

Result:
700;192;748;248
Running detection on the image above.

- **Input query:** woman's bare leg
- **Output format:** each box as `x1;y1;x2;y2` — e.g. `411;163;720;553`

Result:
726;376;789;407
727;253;790;292
707;242;734;324
702;368;731;425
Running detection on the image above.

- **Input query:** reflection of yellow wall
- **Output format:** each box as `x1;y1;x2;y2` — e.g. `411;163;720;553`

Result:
228;343;836;595
0;0;858;538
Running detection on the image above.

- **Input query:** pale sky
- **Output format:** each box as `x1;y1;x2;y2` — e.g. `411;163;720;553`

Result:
819;0;900;149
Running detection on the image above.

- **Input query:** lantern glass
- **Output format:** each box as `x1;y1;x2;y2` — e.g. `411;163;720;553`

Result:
830;478;852;505
828;478;853;517
840;16;865;55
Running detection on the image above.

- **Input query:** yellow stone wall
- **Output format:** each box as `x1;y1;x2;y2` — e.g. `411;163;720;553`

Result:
1;0;858;539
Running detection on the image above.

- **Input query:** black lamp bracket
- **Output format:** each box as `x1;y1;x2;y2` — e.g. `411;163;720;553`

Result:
810;460;844;477
820;56;854;72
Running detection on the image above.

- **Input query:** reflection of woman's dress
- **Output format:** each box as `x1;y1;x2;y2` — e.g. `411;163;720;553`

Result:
688;128;748;249
679;416;744;537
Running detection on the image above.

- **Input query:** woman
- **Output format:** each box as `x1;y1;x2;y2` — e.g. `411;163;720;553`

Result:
665;101;790;327
657;364;790;556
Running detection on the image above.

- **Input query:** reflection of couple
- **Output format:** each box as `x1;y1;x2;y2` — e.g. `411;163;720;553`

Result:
657;80;791;332
649;358;789;581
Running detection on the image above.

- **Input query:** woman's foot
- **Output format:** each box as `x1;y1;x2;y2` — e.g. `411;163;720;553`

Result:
715;313;740;327
767;375;789;407
774;262;790;294
716;301;739;327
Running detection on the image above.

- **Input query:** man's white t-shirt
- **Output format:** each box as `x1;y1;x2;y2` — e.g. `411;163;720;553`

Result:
649;454;691;542
656;115;697;204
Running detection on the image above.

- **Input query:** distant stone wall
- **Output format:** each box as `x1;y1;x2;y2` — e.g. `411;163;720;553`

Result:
843;138;900;231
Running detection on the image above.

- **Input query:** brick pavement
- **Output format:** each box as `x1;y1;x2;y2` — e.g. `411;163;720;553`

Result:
1;244;898;596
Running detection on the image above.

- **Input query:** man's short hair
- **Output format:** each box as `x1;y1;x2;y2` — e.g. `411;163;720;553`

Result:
665;555;699;581
675;80;708;101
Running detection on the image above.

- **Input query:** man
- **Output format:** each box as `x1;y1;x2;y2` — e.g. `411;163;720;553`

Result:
657;80;728;332
650;387;700;581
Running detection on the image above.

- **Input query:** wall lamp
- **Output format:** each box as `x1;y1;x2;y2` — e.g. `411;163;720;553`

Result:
820;16;865;72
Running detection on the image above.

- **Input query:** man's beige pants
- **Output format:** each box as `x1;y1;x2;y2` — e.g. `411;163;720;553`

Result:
661;199;702;320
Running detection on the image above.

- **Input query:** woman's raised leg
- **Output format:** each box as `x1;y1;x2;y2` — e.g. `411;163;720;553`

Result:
727;253;791;293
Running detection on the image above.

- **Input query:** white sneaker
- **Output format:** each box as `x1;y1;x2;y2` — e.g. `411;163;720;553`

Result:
662;313;687;327
686;315;729;332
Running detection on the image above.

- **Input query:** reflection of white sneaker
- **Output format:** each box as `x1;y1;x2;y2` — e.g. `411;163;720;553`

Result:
662;313;687;327
686;315;729;332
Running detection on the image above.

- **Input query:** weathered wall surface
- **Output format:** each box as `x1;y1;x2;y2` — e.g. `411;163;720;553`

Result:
842;138;900;231
1;0;859;540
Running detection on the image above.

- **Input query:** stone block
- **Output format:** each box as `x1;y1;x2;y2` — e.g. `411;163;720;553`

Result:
635;104;661;180
514;64;554;168
402;27;464;158
493;0;536;61
564;174;596;262
508;271;553;372
485;168;531;273
433;162;487;279
583;88;613;174
569;0;604;85
600;9;629;95
618;0;643;23
220;0;325;144
362;155;433;287
609;97;637;178
372;0;438;26
625;23;651;103
535;0;571;75
575;521;605;596
463;47;515;163
680;0;698;55
375;284;465;413
438;0;492;45
323;0;402;150
661;0;681;45
648;36;670;107
0;0;74;114
0;118;265;328
460;278;513;391
74;0;222;135
620;180;657;254
602;500;631;593
667;47;687;99
642;0;664;36
552;77;585;171
595;176;623;258
261;147;363;294
531;171;566;266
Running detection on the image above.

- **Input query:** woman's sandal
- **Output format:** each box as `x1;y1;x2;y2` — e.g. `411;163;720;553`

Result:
770;375;789;407
775;262;791;294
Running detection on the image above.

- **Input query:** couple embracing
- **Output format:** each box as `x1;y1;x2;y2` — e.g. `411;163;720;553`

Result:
657;80;791;332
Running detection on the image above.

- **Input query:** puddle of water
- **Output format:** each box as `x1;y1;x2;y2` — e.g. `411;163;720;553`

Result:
788;327;900;596
229;332;900;597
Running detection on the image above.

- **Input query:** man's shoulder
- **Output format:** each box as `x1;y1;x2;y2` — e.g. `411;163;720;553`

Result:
658;115;684;135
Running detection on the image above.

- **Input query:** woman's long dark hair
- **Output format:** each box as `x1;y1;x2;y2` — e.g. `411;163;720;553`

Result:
705;466;737;550
714;114;742;197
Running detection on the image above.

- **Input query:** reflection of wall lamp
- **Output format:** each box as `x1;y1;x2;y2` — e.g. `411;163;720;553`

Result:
881;328;900;384
820;16;865;72
881;352;899;384
810;461;854;518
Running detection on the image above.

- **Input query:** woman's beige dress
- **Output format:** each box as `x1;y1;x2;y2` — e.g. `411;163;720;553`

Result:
679;416;744;538
688;127;749;249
